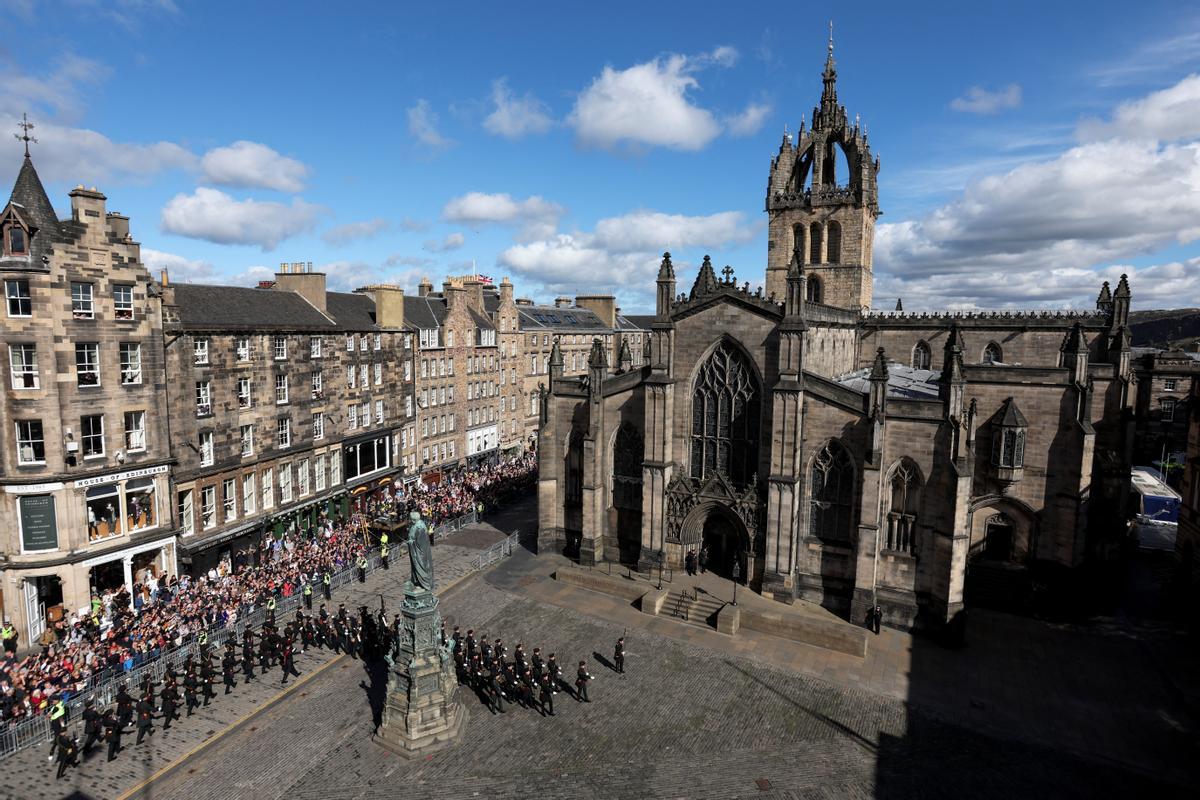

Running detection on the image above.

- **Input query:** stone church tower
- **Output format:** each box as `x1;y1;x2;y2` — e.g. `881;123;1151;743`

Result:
765;30;880;310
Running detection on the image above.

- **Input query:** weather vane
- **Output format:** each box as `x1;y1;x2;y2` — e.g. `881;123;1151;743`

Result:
828;20;834;56
14;113;37;157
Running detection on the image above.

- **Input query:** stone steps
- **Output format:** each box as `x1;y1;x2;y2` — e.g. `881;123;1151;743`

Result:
665;589;726;628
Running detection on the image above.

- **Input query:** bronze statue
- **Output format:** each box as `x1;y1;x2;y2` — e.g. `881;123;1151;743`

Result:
406;511;434;594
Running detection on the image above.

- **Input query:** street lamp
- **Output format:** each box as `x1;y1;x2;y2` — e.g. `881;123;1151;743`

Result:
732;559;740;606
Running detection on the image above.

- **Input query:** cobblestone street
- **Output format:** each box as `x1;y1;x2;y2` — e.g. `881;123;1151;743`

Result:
4;498;1197;799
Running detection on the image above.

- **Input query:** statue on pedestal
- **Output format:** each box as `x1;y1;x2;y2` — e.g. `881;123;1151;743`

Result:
406;510;434;594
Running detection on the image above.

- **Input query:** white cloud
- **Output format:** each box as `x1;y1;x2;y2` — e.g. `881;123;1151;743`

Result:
322;218;389;245
498;208;759;294
384;253;434;268
423;231;465;252
1078;74;1200;143
442;191;564;241
569;53;722;151
0;53;108;119
407;99;453;151
950;84;1022;114
399;217;429;232
140;247;219;283
876;75;1200;310
483;78;554;139
316;259;429;294
706;46;739;68
160;187;322;250
726;102;771;137
200;141;310;192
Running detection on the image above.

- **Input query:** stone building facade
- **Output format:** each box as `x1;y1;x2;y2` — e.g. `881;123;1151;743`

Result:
1131;347;1200;472
1176;374;1200;622
0;156;176;640
538;46;1138;633
161;266;417;573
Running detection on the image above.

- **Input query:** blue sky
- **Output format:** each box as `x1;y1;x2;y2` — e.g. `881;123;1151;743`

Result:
3;0;1199;312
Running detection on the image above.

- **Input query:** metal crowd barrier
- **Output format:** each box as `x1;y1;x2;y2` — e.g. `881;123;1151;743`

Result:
476;532;520;570
0;509;489;760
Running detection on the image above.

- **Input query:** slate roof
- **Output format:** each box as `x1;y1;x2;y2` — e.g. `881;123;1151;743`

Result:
10;156;59;234
172;284;337;331
621;314;655;330
517;305;608;331
468;307;495;331
403;294;447;329
837;362;941;400
325;291;379;330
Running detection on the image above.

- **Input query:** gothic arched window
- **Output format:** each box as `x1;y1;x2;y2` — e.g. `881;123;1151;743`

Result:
827;221;842;264
792;223;806;264
983;342;1003;364
809;442;854;542
612;424;643;510
690;341;760;486
886;460;921;553
806;276;823;304
809;222;823;264
912;341;931;370
565;431;584;506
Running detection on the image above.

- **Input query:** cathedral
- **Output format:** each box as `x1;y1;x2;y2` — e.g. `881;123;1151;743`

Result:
537;42;1136;632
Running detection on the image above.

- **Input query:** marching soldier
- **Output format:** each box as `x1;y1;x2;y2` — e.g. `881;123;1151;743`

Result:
259;627;273;672
539;672;557;716
135;694;155;744
222;646;237;694
490;669;507;714
161;679;180;730
514;643;527;674
547;653;564;693
614;637;625;674
103;708;122;762
280;638;301;684
183;668;200;716
480;636;492;666
575;660;592;703
465;629;476;657
81;698;102;755
451;625;462;651
115;682;134;729
494;638;506;663
54;728;78;780
200;657;217;706
521;669;536;710
242;631;257;682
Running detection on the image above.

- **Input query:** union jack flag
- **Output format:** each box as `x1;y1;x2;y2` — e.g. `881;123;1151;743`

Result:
475;274;494;285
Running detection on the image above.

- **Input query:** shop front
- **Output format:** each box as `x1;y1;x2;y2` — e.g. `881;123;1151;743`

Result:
81;536;177;599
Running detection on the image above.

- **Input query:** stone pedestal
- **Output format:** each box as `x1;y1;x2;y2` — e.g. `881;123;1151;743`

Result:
373;585;467;759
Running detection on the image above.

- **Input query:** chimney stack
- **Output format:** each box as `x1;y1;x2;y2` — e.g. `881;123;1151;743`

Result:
273;261;328;313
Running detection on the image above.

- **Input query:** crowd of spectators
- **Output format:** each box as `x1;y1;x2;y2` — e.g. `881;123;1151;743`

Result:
0;453;537;724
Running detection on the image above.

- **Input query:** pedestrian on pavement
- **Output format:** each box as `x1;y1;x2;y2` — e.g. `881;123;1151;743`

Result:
576;660;592;703
613;638;625;674
699;546;709;574
685;549;696;576
872;605;882;635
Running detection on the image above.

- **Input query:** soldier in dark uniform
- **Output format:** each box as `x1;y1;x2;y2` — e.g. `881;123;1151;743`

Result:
222;646;238;694
103;708;122;762
183;669;200;716
280;638;301;684
81;698;102;755
115;682;134;729
494;638;506;664
200;656;217;706
480;637;492;666
547;653;564;693
575;660;592;702
490;669;507;714
346;620;360;660
451;625;462;652
439;621;447;647
614;637;625;674
454;647;467;684
531;648;545;679
514;643;527;674
539;672;556;716
160;679;180;730
242;632;256;682
521;669;537;710
465;629;476;658
135;695;155;744
259;628;273;672
54;728;77;779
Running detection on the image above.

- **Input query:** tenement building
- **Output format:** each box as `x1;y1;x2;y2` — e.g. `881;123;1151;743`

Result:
1176;373;1200;621
1131;345;1200;470
162;265;417;573
0;154;176;639
538;43;1138;632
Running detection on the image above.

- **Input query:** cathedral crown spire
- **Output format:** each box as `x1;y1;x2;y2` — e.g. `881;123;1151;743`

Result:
821;20;839;115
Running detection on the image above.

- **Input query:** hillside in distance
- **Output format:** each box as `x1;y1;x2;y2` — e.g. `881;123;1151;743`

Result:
1129;309;1200;351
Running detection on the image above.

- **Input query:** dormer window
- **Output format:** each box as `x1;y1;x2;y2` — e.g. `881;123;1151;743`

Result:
8;226;26;254
990;397;1028;486
1;206;32;257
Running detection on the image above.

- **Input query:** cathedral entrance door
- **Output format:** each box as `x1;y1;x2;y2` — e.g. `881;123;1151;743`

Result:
701;509;745;579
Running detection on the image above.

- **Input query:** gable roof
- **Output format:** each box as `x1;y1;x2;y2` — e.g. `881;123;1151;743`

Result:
325;291;379;330
172;284;337;331
9;156;59;235
403;294;447;329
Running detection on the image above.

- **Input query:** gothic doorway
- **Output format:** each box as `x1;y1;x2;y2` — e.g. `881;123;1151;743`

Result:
982;517;1014;562
966;508;1033;611
699;507;748;579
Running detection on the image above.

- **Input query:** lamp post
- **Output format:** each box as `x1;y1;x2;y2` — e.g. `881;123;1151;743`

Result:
732;560;740;606
656;550;665;590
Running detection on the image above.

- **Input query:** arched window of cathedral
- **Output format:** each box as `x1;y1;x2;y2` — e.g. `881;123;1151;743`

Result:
827;221;842;264
809;441;854;542
806;276;822;304
885;460;921;554
792;223;806;264
982;342;1003;364
690;341;760;486
809;222;823;264
565;430;584;506
612;423;643;510
911;341;931;370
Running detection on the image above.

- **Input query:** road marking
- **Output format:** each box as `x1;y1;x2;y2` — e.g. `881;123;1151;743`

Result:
116;652;347;800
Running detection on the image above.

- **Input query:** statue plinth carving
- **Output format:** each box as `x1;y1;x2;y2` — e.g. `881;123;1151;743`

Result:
373;511;468;759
